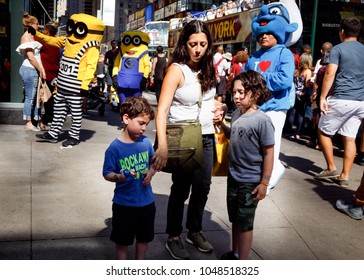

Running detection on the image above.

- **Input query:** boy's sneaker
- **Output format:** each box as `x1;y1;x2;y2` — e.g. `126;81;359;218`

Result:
336;199;363;220
220;251;238;260
62;137;80;148
165;237;190;260
36;132;58;143
186;231;213;253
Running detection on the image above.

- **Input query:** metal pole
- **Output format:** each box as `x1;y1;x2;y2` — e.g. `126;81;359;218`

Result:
311;0;318;59
53;0;57;20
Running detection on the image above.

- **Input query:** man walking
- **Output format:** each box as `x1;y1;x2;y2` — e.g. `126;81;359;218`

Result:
315;17;364;187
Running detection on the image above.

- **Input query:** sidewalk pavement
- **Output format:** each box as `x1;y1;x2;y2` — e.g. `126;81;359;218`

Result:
1;92;364;260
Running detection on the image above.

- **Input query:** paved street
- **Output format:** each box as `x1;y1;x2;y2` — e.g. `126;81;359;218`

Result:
0;91;363;260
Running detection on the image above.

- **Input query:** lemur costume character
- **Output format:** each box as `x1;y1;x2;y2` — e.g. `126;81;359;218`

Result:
31;14;105;147
112;31;150;104
243;0;303;191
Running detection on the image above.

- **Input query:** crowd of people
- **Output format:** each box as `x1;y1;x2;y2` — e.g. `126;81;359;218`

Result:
170;0;263;29
17;4;364;261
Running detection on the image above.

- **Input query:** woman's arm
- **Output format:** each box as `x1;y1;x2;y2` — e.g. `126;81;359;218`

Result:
25;49;45;79
152;64;183;171
304;68;313;88
21;33;45;78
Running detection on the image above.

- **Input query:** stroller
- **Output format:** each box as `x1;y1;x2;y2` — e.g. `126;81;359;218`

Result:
86;81;106;116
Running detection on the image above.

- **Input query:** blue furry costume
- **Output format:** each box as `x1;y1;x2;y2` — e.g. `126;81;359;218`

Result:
243;0;303;190
244;0;302;111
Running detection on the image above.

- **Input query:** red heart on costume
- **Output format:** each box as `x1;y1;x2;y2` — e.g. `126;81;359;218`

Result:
259;61;271;72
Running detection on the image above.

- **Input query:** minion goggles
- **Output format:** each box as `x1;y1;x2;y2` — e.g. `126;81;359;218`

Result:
66;19;104;38
122;35;148;47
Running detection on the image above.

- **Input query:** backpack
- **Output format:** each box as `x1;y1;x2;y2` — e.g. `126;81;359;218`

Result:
214;57;224;83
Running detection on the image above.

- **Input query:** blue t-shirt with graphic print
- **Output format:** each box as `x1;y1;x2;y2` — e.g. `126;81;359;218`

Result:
103;135;155;207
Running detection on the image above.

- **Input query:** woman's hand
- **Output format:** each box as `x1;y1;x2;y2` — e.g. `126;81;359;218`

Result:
152;145;168;172
40;68;46;80
212;102;227;126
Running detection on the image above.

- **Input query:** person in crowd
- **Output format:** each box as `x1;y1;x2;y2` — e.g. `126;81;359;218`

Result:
152;20;225;260
103;96;156;259
216;70;274;260
308;52;331;150
241;0;254;11
336;170;364;220
182;12;194;26
243;0;302;192
312;42;332;81
150;45;168;103
214;45;230;103
216;7;223;18
230;50;248;77
35;21;60;129
287;52;313;140
96;54;107;95
112;31;150;105
315;17;364;187
302;43;311;55
31;13;105;148
228;50;249;111
28;14;105;148
289;45;301;69
16;13;46;131
206;4;217;20
356;120;364;166
104;40;118;94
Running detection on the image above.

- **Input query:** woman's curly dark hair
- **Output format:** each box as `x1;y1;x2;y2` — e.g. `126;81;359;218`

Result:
229;70;272;106
166;20;216;93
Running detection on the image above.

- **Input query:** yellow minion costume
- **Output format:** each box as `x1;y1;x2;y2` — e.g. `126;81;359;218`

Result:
32;14;105;147
112;31;150;103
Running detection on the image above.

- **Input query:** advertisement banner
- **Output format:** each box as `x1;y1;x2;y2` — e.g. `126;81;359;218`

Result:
168;9;259;48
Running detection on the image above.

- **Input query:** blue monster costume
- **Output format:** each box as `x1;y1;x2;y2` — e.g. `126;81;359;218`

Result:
243;0;303;191
244;0;302;111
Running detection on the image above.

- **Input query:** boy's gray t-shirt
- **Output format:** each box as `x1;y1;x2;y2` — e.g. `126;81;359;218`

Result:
328;40;364;101
229;109;275;183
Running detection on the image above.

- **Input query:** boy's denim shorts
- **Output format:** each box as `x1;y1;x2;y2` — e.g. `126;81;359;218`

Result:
227;175;259;232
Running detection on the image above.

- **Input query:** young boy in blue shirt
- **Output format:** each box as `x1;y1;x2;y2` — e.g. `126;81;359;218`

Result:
103;96;156;259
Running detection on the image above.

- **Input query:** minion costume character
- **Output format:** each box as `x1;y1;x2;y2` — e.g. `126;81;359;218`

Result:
243;0;302;192
29;14;105;147
112;31;150;104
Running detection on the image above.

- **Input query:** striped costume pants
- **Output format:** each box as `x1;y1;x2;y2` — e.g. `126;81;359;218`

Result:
48;92;84;140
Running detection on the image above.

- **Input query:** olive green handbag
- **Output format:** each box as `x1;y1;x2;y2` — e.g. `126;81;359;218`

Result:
156;94;204;174
162;119;203;173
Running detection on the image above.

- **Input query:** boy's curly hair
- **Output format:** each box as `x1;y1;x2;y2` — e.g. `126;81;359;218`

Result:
229;70;272;106
119;96;155;120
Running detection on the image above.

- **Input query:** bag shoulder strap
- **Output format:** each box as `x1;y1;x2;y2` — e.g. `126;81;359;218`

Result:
215;57;224;68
